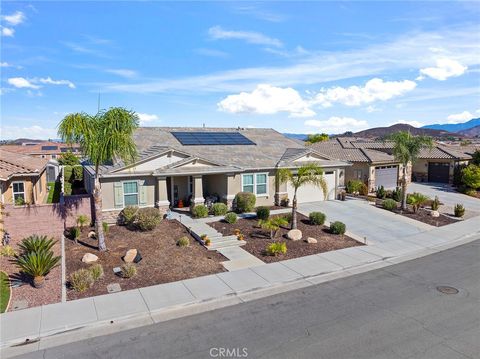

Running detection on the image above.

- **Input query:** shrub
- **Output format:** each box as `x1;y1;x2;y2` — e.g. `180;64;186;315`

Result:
58;151;80;166
211;203;228;216
177;236;190;247
19;235;56;254
204;238;211;246
256;206;270;220
192;204;209;218
283;213;293;223
0;245;16;257
265;242;287;256
234;192;256;213
135;207;162;231
70;269;94;292
431;196;440;211
309;212;326;225
454;204;465;217
359;183;368;196
465;188;477;197
76;214;89;229
72;166;83;181
102;222;109;235
224;212;238;224
330;221;346;235
408;193;430;213
89;264;104;281
70;226;80;242
346;180;363;194
472;149;480;165
383;199;397;211
375;186;386;199
258;217;289;239
461;164;480;190
16;251;61;278
120;206;139;226
122;263;137;278
391;187;402;202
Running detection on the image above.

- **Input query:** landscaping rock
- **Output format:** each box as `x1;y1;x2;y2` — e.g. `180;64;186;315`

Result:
123;249;138;263
431;210;440;217
305;237;317;244
107;283;121;293
81;253;98;263
287;229;302;241
88;231;96;239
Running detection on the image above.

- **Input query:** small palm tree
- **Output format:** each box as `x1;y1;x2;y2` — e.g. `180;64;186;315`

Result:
58;108;139;251
16;250;61;288
389;131;433;211
408;192;430;213
76;215;89;230
277;163;327;229
258;217;289;239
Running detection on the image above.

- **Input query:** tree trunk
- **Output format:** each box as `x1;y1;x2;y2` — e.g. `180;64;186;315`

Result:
94;175;106;251
401;165;408;211
291;191;298;230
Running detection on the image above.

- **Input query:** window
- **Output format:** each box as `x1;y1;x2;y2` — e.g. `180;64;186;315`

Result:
353;170;363;180
123;181;138;206
12;182;25;205
242;173;268;196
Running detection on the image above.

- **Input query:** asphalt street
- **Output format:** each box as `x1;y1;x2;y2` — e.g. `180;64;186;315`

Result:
15;240;480;359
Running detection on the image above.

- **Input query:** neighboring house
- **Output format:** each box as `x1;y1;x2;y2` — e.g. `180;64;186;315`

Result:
1;141;81;160
0;149;48;205
84;127;351;222
312;138;408;191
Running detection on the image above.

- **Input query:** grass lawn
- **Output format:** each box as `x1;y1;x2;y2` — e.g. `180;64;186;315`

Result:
0;271;11;313
47;181;62;203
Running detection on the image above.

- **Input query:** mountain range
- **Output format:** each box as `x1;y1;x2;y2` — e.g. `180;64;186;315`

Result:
421;118;480;133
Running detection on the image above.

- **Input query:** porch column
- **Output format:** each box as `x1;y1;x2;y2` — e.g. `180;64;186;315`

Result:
223;173;236;209
192;175;204;205
156;177;170;210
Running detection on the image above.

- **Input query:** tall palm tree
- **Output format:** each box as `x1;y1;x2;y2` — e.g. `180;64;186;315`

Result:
277;163;327;230
58;107;139;251
389;131;433;211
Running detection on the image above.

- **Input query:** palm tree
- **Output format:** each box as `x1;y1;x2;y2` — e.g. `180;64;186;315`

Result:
277;163;327;230
389;131;433;211
58;108;139;251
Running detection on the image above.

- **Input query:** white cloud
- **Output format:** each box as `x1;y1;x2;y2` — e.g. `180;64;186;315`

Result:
366;105;380;113
208;26;283;47
1;11;26;26
1;27;14;37
105;69;137;78
391;119;425;128
446;111;473;124
418;58;467;81
137;113;160;125
0;125;57;140
0;62;11;67
218;84;315;117
37;77;76;89
304;117;368;134
314;78;417;107
8;77;40;89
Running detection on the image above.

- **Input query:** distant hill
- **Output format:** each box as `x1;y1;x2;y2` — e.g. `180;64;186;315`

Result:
283;133;308;141
458;125;480;137
422;118;480;133
348;124;462;139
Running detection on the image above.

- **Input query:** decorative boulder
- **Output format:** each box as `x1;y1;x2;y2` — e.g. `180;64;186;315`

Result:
431;210;440;218
88;231;96;239
123;249;138;263
305;237;317;244
82;253;98;263
287;229;302;241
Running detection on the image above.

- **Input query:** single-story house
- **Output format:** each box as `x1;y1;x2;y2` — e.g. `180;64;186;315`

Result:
311;138;408;191
84;127;351;221
0;149;48;205
1;141;81;160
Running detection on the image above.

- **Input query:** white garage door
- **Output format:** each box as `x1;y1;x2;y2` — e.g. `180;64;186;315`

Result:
375;166;398;189
287;171;336;203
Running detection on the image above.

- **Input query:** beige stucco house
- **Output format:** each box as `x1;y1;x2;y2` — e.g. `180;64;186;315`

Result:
84;127;351;221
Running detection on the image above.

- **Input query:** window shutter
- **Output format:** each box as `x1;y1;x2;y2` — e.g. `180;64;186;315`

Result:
139;180;147;205
114;182;123;208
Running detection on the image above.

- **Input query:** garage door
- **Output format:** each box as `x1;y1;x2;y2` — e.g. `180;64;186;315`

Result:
287;171;336;203
428;162;450;183
375;166;398;189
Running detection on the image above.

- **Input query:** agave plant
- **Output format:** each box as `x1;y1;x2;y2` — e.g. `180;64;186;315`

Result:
18;235;57;255
16;250;61;288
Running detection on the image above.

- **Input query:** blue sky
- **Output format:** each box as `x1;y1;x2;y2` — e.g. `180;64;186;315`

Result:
1;1;479;139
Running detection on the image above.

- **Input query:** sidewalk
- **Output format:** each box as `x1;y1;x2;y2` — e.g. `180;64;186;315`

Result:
1;216;479;358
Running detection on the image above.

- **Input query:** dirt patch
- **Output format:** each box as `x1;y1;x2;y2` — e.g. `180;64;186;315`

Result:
65;219;226;300
209;214;362;263
377;206;459;226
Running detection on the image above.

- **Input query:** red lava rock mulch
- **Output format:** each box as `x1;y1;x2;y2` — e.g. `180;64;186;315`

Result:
65;219;226;300
0;241;61;311
209;213;362;263
377;206;459;227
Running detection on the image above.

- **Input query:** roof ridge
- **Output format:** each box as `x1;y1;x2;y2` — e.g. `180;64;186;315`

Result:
358;148;372;162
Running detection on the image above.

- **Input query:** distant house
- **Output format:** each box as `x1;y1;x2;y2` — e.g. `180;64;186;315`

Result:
1;141;80;160
84;127;351;222
0;149;48;205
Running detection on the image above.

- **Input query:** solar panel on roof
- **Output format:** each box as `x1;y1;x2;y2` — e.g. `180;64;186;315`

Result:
41;145;58;150
171;132;256;146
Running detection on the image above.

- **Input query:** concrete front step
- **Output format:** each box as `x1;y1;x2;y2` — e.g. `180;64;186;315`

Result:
208;240;247;250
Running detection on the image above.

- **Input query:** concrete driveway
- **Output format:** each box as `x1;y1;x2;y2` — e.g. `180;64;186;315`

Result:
298;199;432;245
409;182;480;217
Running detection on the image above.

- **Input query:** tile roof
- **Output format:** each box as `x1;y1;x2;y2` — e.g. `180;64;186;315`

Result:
0;149;48;180
1;141;80;155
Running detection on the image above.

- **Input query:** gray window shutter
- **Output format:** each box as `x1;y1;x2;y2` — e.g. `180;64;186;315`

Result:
139;180;147;205
114;182;123;208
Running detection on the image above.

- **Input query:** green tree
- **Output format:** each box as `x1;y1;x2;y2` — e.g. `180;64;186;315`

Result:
58;151;80;166
472;149;480;166
277;164;327;229
461;164;480;189
58;108;139;251
389;131;433;210
306;133;329;144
